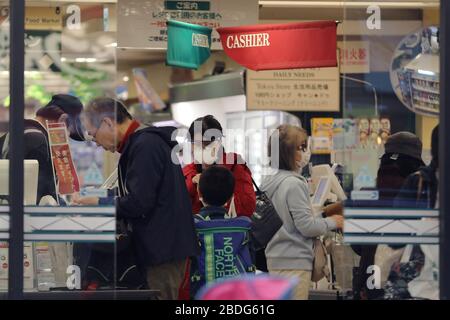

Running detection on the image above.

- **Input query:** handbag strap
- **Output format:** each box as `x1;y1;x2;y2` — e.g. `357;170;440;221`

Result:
252;175;295;195
251;177;262;193
400;244;414;264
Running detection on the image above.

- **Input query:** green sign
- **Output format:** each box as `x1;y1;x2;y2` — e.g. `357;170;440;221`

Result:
164;1;210;11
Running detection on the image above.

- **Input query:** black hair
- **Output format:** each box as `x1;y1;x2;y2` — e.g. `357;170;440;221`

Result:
199;166;235;207
35;105;65;121
380;153;424;177
431;125;439;168
84;97;132;127
187;115;223;142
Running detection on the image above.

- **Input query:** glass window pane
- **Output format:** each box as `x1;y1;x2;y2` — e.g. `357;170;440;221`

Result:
342;0;440;301
19;1;120;298
0;3;10;299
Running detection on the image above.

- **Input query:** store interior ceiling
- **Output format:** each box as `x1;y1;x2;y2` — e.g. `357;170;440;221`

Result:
0;0;440;99
1;0;440;67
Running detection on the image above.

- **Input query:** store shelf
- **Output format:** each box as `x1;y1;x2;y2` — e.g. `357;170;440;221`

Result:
344;235;439;245
412;96;439;105
343;208;439;245
344;208;438;218
411;75;439;83
412;102;439;112
412;84;440;94
0;206;115;242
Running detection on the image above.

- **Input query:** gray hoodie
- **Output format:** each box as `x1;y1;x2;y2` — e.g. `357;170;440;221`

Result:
261;169;337;271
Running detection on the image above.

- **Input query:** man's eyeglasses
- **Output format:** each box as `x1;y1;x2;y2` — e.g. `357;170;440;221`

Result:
86;119;106;142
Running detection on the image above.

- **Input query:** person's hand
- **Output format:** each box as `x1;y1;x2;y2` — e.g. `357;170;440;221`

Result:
323;202;344;217
192;174;201;185
71;193;99;206
331;215;344;230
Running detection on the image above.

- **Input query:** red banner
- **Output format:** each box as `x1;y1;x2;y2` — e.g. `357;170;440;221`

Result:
47;123;80;195
217;21;337;71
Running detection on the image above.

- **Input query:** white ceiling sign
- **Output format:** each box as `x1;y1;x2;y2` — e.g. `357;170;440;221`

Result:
117;0;258;50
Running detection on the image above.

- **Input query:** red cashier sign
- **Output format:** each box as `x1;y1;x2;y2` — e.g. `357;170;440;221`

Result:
217;21;337;71
47;122;80;195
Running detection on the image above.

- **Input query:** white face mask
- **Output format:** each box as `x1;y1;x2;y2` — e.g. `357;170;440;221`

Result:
297;149;311;171
193;140;221;165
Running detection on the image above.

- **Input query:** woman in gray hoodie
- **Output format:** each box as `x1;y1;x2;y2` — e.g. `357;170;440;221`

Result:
261;125;343;300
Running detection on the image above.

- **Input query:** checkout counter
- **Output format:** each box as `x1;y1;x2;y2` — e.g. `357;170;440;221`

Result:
0;160;157;299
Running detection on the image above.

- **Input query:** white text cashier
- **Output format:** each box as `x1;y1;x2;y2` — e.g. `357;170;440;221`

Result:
226;33;270;49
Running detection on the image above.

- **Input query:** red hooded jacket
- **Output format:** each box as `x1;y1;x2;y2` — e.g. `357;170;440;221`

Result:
182;152;256;217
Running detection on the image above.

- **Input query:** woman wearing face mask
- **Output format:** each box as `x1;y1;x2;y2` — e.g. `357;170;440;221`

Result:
261;125;343;300
182;115;256;217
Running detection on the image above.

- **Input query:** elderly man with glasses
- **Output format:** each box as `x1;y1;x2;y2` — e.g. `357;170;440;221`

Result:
77;97;199;300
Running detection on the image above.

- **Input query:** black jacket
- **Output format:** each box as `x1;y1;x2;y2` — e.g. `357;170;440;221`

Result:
394;165;438;209
0;119;57;203
117;126;200;268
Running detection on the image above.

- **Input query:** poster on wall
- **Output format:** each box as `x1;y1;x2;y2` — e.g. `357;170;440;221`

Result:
117;0;258;50
311;118;334;154
337;41;370;74
247;66;340;112
47;122;80;195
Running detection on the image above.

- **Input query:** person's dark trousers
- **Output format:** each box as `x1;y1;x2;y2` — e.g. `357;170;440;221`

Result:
146;259;185;300
253;248;268;272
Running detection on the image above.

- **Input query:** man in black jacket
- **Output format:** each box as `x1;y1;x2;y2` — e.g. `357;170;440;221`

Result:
349;132;425;300
394;125;439;209
82;97;199;299
0;94;85;204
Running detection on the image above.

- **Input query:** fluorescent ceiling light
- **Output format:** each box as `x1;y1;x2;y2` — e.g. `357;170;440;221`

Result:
259;1;439;9
60;57;67;62
418;69;435;76
24;71;39;75
123;76;130;82
75;57;97;63
105;42;117;48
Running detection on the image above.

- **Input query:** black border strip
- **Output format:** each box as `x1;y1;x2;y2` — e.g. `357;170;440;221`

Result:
439;0;450;300
8;0;25;300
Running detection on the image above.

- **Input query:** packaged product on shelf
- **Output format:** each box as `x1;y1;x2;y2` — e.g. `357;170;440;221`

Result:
0;242;34;290
380;118;391;144
358;118;370;148
34;242;56;291
370;118;381;147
